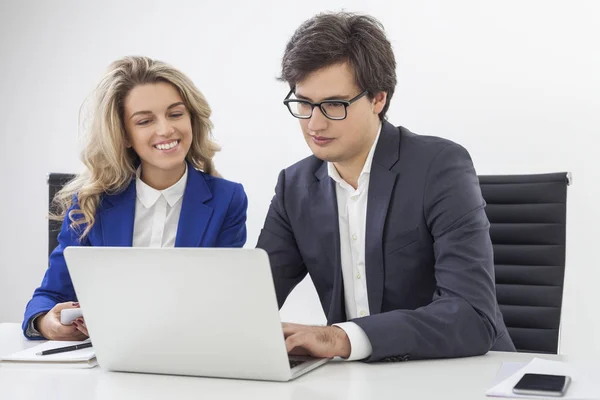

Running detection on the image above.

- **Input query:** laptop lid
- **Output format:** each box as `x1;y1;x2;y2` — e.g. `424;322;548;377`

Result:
64;247;293;381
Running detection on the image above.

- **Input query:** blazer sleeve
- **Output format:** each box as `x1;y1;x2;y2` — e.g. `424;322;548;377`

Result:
22;203;89;338
214;183;248;248
256;170;308;308
353;143;499;362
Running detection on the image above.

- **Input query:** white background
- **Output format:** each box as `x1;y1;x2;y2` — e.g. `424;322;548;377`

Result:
1;1;598;356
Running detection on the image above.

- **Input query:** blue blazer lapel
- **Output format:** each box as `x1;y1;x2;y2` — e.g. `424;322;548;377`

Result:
365;121;401;315
311;163;347;325
98;180;136;247
175;166;214;247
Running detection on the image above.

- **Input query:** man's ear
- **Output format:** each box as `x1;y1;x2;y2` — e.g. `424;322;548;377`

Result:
371;91;387;115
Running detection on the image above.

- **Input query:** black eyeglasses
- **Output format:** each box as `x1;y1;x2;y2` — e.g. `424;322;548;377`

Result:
283;89;369;120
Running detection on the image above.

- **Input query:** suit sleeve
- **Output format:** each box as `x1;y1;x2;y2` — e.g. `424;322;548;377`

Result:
256;170;308;308
215;183;248;247
22;204;89;339
353;144;499;362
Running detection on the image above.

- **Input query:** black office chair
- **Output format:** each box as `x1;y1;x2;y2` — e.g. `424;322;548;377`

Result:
48;173;76;256
478;172;571;354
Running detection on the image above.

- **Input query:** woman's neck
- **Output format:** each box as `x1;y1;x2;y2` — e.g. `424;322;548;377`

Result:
139;162;186;190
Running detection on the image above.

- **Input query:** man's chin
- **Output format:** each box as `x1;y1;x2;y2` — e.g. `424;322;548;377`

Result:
308;146;339;163
312;152;337;162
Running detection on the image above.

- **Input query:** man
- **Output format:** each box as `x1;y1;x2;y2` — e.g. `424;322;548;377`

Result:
257;12;515;362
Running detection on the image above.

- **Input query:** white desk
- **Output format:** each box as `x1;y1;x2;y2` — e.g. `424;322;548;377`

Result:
0;323;565;400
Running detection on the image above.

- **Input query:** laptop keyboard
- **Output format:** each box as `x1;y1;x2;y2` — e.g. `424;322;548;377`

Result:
289;359;306;369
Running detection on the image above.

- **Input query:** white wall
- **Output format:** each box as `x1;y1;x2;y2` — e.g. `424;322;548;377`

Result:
1;0;598;356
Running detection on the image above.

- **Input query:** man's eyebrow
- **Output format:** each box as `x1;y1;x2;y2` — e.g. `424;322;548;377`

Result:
294;93;350;102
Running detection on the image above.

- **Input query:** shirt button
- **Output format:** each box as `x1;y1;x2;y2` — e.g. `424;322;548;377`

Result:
356;273;361;279
352;234;357;240
359;311;367;317
351;195;358;200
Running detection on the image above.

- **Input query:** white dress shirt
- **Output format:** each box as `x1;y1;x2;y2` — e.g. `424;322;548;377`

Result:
330;125;381;361
132;164;187;248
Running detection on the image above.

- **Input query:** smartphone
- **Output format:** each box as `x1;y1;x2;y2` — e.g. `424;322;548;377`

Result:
513;373;571;397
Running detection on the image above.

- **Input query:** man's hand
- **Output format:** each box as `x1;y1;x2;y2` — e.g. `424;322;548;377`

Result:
37;302;88;341
282;322;351;359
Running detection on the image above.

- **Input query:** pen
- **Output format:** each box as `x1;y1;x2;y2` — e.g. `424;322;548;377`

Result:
36;342;93;356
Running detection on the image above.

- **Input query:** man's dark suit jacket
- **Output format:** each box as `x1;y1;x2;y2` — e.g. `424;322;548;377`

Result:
257;121;516;362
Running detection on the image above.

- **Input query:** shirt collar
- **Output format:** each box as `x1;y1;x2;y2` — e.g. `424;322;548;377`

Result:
328;123;382;185
135;164;188;208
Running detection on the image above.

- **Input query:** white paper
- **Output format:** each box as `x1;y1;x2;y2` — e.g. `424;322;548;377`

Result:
491;362;527;387
0;339;95;363
486;357;600;399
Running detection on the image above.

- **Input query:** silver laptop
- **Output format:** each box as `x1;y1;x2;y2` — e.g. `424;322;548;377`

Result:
63;247;328;381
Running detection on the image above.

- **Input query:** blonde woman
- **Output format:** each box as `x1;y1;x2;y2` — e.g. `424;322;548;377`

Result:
23;56;248;341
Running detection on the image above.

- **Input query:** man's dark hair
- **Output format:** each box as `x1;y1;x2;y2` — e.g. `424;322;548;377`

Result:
280;12;397;120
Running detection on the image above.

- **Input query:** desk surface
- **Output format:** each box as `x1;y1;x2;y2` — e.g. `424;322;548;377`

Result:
0;323;565;400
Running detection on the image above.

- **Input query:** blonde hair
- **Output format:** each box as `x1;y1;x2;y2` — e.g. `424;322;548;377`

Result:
52;56;220;239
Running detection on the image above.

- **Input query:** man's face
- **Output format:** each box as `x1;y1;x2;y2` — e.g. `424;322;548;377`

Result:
293;62;386;165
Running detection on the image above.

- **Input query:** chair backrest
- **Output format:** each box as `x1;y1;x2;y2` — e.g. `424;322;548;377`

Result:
478;172;571;354
48;173;76;256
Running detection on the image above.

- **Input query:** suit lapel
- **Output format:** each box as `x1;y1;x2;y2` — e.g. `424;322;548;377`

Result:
310;163;346;325
365;121;401;315
175;166;214;247
99;180;136;247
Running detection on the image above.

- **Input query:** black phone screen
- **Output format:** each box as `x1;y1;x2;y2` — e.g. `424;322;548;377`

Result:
514;373;568;392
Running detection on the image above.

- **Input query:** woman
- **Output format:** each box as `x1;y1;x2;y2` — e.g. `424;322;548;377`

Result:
23;56;247;340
